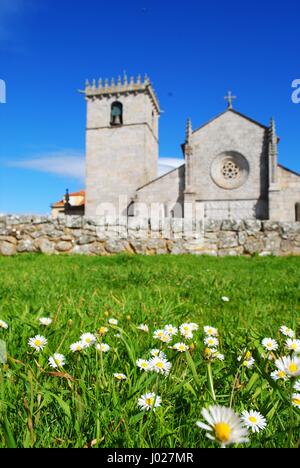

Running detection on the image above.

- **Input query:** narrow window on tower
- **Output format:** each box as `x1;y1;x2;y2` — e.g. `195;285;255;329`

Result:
111;101;123;126
295;203;300;222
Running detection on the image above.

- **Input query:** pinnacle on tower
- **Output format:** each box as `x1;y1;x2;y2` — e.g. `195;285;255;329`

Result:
186;118;192;144
269;118;278;154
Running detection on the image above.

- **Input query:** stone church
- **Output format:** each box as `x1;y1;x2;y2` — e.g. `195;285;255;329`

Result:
53;75;300;221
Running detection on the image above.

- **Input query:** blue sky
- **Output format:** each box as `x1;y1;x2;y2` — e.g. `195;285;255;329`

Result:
0;0;299;214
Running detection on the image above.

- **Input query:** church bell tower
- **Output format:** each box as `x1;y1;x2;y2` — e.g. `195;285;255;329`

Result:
84;74;160;217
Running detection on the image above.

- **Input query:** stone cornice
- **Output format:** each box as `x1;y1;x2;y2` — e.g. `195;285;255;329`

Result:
81;75;160;114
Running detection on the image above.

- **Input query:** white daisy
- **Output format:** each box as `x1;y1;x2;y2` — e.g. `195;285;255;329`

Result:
241;410;267;433
164;324;178;336
138;324;149;333
114;373;127;381
48;353;65;369
150;349;166;359
243;358;255;369
270;369;288;381
216;353;225;361
204;326;218;337
285;339;300;354
179;323;194;340
172;342;189;352
28;335;47;352
294;380;300;392
136;359;151;371
189;323;199;331
96;343;110;352
70;341;84;352
0;320;8;330
221;296;230;302
262;338;278;352
98;326;108;336
275;356;300;377
109;318;118;325
149;356;172;376
39;317;53;326
196;405;249;447
291;393;300;408
80;333;96;348
153;330;172;343
138;392;161;412
204;336;219;348
280;326;295;338
238;351;255;368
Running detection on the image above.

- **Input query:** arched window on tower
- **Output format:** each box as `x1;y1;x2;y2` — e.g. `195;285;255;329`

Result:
111;101;123;126
295;203;300;222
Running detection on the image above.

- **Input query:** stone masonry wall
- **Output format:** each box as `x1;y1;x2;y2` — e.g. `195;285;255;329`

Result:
0;215;300;257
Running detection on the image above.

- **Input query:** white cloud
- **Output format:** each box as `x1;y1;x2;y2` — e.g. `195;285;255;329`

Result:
158;157;184;176
7;150;86;181
7;152;184;180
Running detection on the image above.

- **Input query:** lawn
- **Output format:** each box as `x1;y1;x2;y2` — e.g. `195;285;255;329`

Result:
0;254;299;448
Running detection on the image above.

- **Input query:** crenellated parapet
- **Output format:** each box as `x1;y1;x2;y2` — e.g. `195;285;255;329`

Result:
83;74;160;114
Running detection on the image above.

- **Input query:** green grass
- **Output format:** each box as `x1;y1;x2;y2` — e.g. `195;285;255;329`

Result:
0;254;299;448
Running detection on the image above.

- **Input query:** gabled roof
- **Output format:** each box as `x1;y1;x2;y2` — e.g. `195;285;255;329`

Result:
137;164;185;191
192;108;271;135
278;164;300;177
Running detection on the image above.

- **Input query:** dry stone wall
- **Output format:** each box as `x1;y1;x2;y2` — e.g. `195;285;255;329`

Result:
0;215;300;257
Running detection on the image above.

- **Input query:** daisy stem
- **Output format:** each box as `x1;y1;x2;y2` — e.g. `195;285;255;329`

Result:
207;362;216;403
99;348;106;388
288;381;295;447
230;365;242;408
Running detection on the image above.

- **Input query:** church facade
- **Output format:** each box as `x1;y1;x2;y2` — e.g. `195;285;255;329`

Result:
82;75;300;222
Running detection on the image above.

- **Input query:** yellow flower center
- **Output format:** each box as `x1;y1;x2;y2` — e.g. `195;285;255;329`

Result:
214;423;232;443
245;351;251;360
291;344;297;350
278;371;285;378
292;397;300;406
249;416;257;423
35;340;42;347
76;345;81;351
288;363;298;373
141;362;148;368
146;398;154;406
156;362;164;368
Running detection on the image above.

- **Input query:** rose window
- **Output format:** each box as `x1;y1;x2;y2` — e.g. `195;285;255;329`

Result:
221;160;240;180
